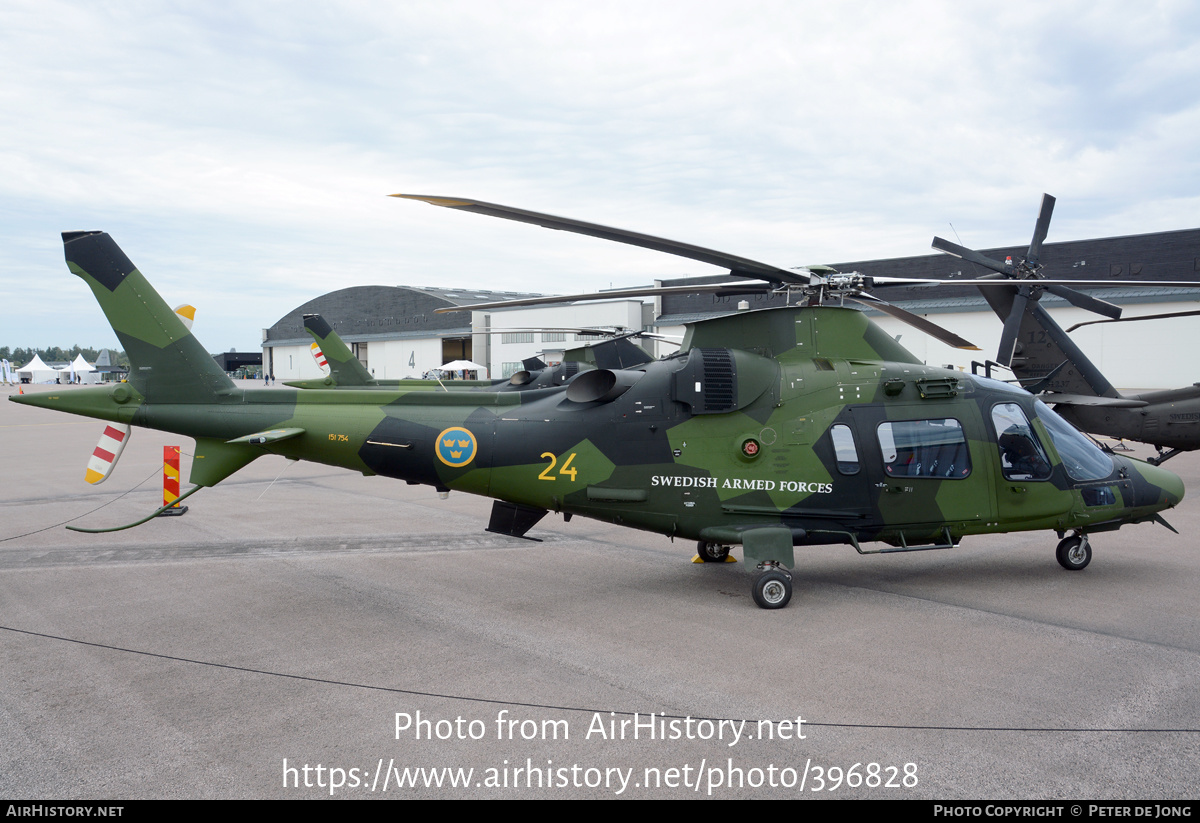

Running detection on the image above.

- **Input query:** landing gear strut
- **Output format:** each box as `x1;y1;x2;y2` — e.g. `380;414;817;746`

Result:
1056;533;1091;570
752;563;793;609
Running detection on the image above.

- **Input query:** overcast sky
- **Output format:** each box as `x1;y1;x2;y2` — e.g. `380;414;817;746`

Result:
2;0;1198;353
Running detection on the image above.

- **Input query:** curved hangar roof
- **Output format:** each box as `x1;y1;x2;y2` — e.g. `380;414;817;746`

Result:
263;285;545;348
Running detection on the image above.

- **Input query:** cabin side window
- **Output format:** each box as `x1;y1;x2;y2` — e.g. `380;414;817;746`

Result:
830;424;860;475
992;403;1052;481
876;419;971;478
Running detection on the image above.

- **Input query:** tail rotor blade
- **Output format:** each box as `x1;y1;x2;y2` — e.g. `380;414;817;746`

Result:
932;237;1012;275
997;290;1030;366
1045;284;1122;320
85;424;131;485
1027;193;1056;267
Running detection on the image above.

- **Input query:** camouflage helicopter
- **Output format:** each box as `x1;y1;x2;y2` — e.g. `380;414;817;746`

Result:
933;194;1200;465
288;312;658;391
287;313;493;389
9;201;1189;609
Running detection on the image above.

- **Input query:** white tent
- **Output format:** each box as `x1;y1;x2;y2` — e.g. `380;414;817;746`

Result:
61;354;100;384
438;359;489;379
17;354;58;383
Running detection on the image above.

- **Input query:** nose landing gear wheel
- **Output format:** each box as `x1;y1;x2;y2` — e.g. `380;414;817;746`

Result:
752;569;792;609
1056;535;1091;570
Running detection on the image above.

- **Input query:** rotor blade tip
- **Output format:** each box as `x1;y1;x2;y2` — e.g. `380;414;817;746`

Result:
389;193;474;208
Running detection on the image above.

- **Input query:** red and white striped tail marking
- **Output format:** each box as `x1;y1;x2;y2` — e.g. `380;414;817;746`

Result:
85;424;131;485
310;342;328;371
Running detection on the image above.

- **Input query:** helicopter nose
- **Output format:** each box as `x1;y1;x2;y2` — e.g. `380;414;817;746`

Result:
1119;456;1185;511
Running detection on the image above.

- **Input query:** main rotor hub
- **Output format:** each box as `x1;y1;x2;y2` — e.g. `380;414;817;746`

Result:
800;271;874;304
1009;258;1044;279
825;272;874;292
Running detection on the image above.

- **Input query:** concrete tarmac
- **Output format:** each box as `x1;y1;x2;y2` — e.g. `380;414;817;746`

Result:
2;382;1199;799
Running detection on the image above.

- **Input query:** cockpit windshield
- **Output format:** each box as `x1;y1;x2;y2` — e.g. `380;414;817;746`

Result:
1034;400;1114;481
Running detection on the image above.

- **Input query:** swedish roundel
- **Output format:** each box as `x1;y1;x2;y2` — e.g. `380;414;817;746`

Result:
435;426;477;467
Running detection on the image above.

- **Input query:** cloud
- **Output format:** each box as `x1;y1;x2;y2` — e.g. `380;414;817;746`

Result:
1;0;1198;350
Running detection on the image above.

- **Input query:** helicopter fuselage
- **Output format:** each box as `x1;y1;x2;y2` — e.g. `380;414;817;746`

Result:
27;305;1180;562
12;231;1185;609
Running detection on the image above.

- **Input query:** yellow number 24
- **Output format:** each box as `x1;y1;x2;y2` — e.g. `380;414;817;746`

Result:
538;452;578;481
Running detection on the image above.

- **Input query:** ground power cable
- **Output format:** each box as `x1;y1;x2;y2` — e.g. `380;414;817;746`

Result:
1;624;1197;735
0;464;162;542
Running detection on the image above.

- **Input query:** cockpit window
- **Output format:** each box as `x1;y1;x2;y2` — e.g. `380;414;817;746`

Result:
1034;400;1114;482
877;419;971;478
992;403;1051;481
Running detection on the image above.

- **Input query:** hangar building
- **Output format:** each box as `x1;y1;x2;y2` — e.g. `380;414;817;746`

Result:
262;284;649;381
654;227;1200;390
262;227;1199;390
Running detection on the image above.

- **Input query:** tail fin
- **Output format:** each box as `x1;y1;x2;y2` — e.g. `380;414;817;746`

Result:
979;284;1119;399
302;314;377;386
63;232;234;402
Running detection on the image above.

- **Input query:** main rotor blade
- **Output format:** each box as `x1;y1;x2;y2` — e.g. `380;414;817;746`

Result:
931;236;1011;275
483;326;629;336
1044;284;1122;319
432;282;774;313
1065;308;1200;333
866;275;957;288
997;289;1030;367
392;194;807;285
476;325;682;342
434;274;1197;315
847;293;980;350
1027;193;1056;267
973;277;1200;289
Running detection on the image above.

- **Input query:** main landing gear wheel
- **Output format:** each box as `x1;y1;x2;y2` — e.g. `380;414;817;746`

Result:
697;541;730;563
1056;534;1092;570
752;569;792;609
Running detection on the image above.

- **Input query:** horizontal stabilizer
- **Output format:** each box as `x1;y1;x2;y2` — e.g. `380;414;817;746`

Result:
284;378;336;389
189;438;264;487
